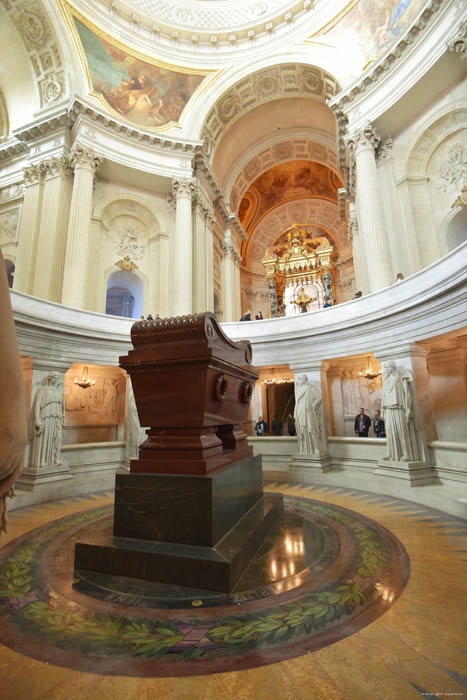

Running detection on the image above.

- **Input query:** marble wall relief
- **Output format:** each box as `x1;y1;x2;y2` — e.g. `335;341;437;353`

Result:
64;365;127;444
70;12;208;128
0;207;20;245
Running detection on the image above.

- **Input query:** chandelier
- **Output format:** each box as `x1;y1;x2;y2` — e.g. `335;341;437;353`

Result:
359;358;381;381
74;366;96;389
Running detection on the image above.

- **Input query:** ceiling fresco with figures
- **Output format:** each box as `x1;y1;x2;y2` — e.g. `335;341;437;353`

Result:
315;0;426;71
238;161;343;235
72;14;209;128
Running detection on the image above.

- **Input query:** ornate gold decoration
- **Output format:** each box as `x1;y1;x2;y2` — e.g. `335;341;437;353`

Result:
116;256;138;271
452;185;467;208
261;224;336;314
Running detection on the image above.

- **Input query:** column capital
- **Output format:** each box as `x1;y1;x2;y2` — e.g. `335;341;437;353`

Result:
221;238;235;258
171;178;195;199
23;163;45;186
70;146;103;173
43;156;73;180
347;122;381;155
376;138;393;163
447;19;467;61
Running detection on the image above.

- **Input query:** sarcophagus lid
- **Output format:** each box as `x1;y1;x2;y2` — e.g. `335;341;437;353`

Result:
120;312;258;428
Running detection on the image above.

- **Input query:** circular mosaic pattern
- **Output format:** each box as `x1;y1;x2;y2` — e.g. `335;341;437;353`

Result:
0;496;409;676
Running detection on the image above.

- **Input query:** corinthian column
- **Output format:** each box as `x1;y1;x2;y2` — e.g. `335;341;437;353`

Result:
61;147;102;309
348;124;393;292
172;179;195;316
222;225;240;322
33;157;73;302
13;165;45;294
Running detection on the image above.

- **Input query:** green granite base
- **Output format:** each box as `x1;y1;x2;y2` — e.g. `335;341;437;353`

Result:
74;493;283;592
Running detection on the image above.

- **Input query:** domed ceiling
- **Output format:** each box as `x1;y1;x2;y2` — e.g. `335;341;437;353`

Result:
68;0;429;83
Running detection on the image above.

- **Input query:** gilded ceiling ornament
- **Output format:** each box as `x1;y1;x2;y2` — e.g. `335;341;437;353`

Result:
452;185;467;208
116;256;138;271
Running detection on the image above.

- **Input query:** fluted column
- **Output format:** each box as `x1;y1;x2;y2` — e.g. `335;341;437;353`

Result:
233;250;242;322
348;201;369;294
205;209;215;313
61;148;102;309
13;165;45;294
348;124;393;292
221;227;238;322
172;178;195;316
33;157;73;302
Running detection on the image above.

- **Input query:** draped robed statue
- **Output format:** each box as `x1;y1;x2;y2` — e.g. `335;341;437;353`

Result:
381;360;420;462
294;374;322;455
31;373;65;469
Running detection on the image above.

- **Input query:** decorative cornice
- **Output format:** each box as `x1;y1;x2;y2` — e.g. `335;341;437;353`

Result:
447;18;467;60
195;152;246;240
74;0;320;58
329;0;444;115
69;98;200;153
0;138;28;162
13;109;72;145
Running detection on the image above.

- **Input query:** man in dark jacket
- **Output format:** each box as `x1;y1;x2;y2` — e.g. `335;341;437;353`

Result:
354;408;371;437
287;413;296;436
271;414;282;436
255;416;268;436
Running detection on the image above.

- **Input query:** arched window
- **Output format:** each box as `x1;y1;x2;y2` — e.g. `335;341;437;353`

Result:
445;208;467;252
4;259;14;289
105;270;144;318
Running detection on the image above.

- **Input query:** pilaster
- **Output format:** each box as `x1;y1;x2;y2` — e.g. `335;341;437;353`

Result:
33;157;73;301
13;164;45;294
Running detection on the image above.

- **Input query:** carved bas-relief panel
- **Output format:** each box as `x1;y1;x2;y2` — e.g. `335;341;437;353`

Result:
324;357;383;437
0;206;20;245
64;365;127;444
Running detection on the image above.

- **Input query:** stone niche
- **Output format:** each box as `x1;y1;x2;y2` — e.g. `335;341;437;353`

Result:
324;355;382;437
64;364;127;445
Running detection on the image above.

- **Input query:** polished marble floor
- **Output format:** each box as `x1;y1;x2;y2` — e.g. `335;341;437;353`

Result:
0;481;466;699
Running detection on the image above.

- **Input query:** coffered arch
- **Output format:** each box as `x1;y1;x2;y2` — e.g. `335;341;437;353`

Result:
199;63;339;164
229;138;342;212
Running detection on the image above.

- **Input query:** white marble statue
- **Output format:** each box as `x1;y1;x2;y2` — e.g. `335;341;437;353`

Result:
381;361;420;462
126;384;146;461
31;373;65;469
294;374;322;455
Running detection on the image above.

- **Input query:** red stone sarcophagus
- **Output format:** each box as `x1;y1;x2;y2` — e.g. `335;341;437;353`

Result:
74;312;282;593
121;312;258;475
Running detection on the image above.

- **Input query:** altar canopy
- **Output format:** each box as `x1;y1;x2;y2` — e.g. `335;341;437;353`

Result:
262;226;336;317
